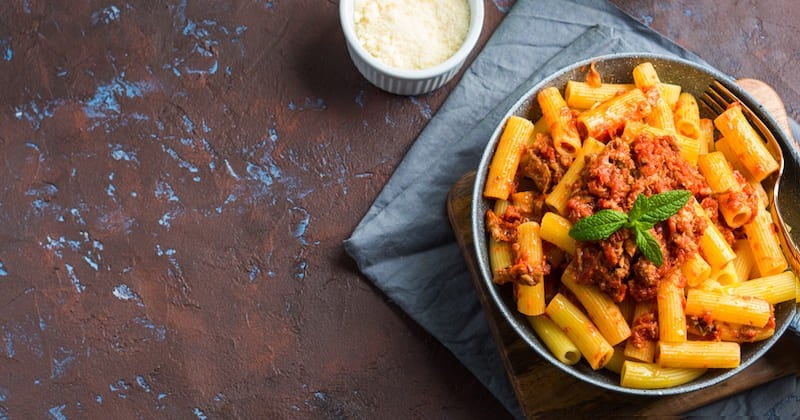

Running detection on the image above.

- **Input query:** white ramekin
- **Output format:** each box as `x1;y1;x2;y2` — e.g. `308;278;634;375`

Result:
340;0;485;96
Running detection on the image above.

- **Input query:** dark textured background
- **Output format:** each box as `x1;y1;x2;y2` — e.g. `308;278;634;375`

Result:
0;1;796;418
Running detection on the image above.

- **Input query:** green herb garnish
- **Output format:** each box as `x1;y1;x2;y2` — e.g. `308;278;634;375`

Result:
568;190;692;267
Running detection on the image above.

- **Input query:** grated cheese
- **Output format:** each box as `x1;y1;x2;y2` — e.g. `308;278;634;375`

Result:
353;0;471;71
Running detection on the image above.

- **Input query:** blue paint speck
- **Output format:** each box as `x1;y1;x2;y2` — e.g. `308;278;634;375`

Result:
51;349;77;379
4;331;14;358
110;144;139;163
193;407;207;420
182;114;195;132
158;211;179;229
410;97;432;120
84;255;100;271
133;317;167;342
641;14;653;26
354;90;366;108
96;395;103;404
91;5;121;25
48;404;68;420
83;72;155;128
0;261;7;276
290;207;310;245
155;245;176;257
155;181;181;203
0;39;12;62
248;265;260;282
295;260;307;280
65;263;86;293
112;284;143;306
136;375;151;392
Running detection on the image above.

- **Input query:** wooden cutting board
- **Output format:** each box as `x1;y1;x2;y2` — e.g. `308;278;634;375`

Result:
446;80;800;417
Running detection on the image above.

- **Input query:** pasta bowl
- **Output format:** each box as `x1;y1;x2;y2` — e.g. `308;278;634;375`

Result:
470;53;797;395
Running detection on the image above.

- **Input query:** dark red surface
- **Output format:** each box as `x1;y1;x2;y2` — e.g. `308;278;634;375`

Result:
0;1;797;418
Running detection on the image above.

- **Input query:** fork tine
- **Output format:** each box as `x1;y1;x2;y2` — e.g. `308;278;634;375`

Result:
701;80;733;115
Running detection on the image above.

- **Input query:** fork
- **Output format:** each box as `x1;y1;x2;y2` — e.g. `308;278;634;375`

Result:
700;79;800;275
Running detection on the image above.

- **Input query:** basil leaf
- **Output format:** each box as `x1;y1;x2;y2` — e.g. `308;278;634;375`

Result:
635;228;664;267
569;209;628;241
636;190;692;226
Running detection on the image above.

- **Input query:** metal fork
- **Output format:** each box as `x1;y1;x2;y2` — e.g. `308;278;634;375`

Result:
701;79;800;275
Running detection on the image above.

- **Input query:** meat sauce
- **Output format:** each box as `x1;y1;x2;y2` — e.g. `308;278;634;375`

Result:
484;124;760;346
566;133;713;303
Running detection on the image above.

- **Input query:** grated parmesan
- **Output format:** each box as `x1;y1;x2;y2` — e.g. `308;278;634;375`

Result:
353;0;471;71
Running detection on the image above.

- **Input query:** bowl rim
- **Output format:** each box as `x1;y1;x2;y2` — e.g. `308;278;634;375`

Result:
339;0;485;81
469;51;797;396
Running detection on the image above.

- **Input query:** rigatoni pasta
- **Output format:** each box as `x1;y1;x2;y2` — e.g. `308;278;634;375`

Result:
482;60;795;390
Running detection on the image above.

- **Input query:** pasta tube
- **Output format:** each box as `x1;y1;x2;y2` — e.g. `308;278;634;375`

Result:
577;88;652;140
698;118;715;153
527;315;581;365
710;261;738;286
565;81;634;109
674;92;701;139
723;270;796;304
657;269;687;343
538;87;582;157
561;265;631;346
539;212;576;255
621;361;706;390
698;152;752;228
694;201;736;269
730;239;756;284
743;207;788;276
685;289;772;327
484;116;533;200
715;321;775;343
603;345;627;374
713;103;779;182
545;137;605;215
515;222;545;315
657;341;740;369
545;293;614;370
682;253;711;288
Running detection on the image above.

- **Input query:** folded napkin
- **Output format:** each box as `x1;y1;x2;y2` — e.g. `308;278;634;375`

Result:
344;0;799;417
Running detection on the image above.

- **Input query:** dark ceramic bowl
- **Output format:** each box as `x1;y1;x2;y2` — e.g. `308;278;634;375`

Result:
470;53;797;395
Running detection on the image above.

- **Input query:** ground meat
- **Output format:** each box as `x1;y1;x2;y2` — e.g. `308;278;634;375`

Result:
574;229;634;302
664;206;707;263
485;209;519;243
687;314;720;340
629;310;659;348
566;131;711;302
521;133;573;193
631;134;711;197
629;257;661;301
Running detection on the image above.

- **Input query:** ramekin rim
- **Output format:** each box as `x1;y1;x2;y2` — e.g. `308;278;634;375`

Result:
339;0;485;81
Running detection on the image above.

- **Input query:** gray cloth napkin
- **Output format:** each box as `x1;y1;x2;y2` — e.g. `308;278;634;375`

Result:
343;0;799;417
